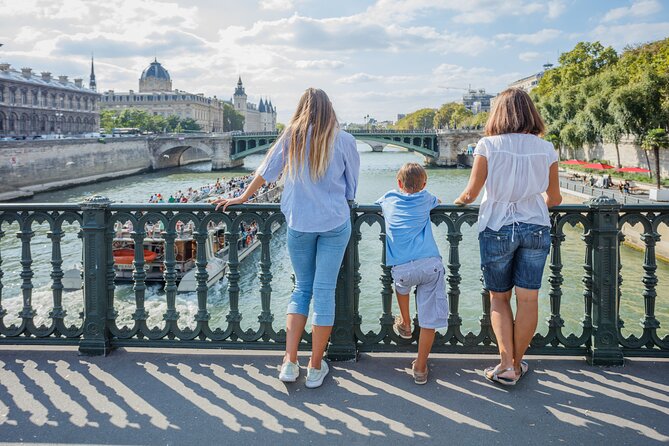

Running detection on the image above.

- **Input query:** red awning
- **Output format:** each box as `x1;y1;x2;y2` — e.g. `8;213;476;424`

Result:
616;167;651;173
582;163;615;170
560;159;588;165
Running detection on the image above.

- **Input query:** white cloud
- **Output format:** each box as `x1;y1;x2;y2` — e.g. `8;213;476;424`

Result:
547;0;567;19
591;21;669;47
602;0;662;23
496;29;562;44
260;0;294;10
519;51;542;62
295;59;345;69
336;73;418;84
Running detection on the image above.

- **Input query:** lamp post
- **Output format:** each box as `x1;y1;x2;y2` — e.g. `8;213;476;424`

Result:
55;112;63;138
364;114;369;131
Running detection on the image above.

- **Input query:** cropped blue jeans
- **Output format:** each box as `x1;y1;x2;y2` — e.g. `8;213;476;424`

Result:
286;220;351;326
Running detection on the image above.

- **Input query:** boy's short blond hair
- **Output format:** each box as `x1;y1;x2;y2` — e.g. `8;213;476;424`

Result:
397;162;427;193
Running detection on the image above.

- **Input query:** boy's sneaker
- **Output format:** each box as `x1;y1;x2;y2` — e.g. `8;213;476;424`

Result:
393;316;413;339
412;360;428;385
279;360;300;382
305;360;329;389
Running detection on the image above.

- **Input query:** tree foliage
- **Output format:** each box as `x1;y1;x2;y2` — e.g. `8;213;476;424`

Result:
223;103;245;131
532;38;669;183
100;108;202;133
394;108;436;130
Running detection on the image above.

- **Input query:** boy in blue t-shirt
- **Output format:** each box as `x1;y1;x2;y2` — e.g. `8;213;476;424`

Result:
376;162;448;384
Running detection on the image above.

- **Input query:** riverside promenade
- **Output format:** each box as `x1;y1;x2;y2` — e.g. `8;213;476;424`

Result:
1;346;668;445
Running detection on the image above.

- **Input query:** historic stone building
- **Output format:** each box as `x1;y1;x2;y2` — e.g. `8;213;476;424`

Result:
0;60;100;138
508;63;554;93
100;59;227;132
233;77;277;132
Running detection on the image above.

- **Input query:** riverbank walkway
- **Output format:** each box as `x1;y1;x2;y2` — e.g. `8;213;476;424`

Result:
1;346;668;445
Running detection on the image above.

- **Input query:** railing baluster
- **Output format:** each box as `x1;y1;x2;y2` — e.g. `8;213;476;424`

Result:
131;229;149;333
446;226;463;342
194;229;210;335
379;229;394;339
225;221;242;338
640;228;660;337
547;225;565;344
257;215;274;341
162;224;179;334
581;229;593;338
0;227;6;325
48;225;66;333
18;216;35;330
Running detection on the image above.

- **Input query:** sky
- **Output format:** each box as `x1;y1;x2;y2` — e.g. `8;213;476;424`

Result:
0;0;667;124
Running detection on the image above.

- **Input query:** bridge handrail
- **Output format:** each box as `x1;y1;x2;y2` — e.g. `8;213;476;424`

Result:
0;198;666;364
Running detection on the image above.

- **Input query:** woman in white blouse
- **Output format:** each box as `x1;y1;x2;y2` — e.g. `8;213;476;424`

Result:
455;88;562;385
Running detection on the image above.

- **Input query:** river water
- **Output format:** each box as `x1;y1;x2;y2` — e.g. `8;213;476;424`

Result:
2;144;667;339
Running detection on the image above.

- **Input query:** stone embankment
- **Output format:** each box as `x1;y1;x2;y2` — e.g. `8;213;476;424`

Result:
0;138;208;201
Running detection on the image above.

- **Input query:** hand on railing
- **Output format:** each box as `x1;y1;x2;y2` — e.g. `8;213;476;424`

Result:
213;196;247;212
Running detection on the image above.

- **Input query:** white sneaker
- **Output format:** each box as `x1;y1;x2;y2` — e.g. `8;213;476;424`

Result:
305;360;329;389
279;361;300;382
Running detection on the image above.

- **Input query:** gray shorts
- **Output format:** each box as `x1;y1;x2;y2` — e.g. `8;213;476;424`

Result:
391;256;448;329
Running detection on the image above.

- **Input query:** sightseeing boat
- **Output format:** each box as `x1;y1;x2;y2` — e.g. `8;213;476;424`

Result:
63;180;283;292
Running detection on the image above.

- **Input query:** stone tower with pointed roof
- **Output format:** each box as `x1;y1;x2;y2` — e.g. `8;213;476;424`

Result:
89;55;97;92
233;76;247;114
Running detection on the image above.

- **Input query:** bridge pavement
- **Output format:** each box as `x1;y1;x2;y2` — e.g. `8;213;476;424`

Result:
0;347;667;445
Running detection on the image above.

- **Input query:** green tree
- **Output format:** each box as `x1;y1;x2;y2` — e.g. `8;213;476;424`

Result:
602;123;625;168
560;122;584;160
276;122;286;133
642;128;669;189
535;41;618;97
394;108;436;130
433;102;472;129
223;103;245;131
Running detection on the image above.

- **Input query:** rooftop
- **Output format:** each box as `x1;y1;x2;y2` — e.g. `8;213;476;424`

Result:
0;63;98;94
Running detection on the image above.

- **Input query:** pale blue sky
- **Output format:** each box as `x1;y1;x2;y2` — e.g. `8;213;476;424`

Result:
0;0;667;123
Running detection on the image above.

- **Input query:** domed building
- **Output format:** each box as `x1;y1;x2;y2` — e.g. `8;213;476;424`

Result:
139;59;172;92
101;58;227;132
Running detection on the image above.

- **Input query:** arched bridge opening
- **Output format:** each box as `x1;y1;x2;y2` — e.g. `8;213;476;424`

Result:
231;132;280;160
151;141;214;169
347;131;439;157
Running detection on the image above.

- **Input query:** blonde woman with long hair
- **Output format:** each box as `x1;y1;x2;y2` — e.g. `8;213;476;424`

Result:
214;88;360;388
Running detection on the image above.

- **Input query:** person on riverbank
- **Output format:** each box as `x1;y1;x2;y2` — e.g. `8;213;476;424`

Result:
213;88;360;389
454;87;562;386
376;162;448;384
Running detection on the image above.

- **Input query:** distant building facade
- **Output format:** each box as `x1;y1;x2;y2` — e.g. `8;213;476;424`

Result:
0;61;100;137
507;63;554;93
100;59;227;132
461;89;495;114
233;77;277;132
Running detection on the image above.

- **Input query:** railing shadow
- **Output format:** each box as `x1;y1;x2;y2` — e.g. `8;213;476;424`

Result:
0;347;667;444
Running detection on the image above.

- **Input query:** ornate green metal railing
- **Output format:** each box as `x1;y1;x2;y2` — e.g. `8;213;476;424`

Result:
0;196;667;364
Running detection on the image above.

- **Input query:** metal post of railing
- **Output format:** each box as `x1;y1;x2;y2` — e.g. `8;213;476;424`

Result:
78;195;113;356
587;196;624;365
327;202;358;361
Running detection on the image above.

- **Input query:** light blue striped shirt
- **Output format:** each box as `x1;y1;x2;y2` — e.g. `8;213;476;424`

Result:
258;129;360;232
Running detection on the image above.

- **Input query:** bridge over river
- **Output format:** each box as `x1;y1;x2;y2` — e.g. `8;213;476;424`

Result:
149;129;483;170
0;130;481;200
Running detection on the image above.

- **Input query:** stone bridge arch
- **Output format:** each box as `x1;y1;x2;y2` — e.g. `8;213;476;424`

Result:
149;139;214;169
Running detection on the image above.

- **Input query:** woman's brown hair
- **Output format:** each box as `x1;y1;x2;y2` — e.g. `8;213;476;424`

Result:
484;88;546;137
260;88;338;181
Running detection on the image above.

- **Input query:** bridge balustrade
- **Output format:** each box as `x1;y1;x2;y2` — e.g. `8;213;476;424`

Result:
0;197;666;364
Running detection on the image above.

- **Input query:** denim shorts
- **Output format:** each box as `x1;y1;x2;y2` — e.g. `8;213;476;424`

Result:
391;257;448;329
478;222;551;292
